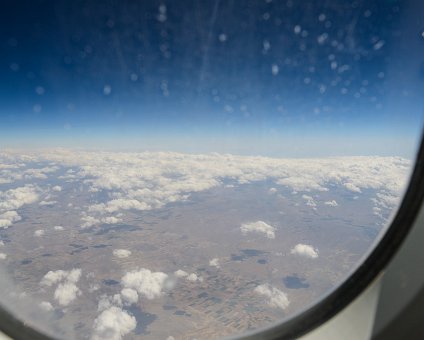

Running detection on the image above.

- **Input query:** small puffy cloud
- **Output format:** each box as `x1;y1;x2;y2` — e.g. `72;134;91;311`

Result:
92;306;136;340
67;268;82;283
39;200;57;206
254;284;290;310
81;215;121;229
291;244;318;259
52;185;62;192
0;253;7;260
102;216;121;224
121;268;168;300
269;187;277;194
40;268;82;306
174;270;202;282
302;194;317;208
241;221;276;239
325;200;338;207
209;258;220;268
41;270;68;286
98;294;123;311
81;216;100;229
373;206;382;217
120;288;138;305
34;229;45;237
89;284;100;293
0;211;21;229
54;225;64;231
186;273;203;282
54;282;81;306
39;301;53;312
174;270;188;278
344;182;362;193
113;249;131;259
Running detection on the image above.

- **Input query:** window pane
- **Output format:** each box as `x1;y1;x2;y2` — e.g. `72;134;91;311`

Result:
0;1;422;339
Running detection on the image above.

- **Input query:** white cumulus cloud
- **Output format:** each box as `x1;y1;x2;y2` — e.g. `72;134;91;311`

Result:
34;229;45;237
291;244;318;259
0;211;21;229
54;282;81;306
92;306;136;340
0;185;39;212
302;194;317;208
113;249;131;259
254;284;290;310
241;221;276;239
40;268;82;306
39;200;57;206
39;301;53;312
81;215;122;229
186;273;203;282
121;268;168;300
174;269;188;278
120;288;138;305
325;200;338;207
209;258;220;268
345;182;362;193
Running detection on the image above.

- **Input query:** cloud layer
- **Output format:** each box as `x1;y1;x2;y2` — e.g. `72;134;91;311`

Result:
0;150;410;234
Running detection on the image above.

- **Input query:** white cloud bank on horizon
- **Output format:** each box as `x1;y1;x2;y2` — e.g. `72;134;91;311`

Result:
241;221;276;239
0;150;410;226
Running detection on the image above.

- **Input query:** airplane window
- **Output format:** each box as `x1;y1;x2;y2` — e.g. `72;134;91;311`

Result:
0;1;423;339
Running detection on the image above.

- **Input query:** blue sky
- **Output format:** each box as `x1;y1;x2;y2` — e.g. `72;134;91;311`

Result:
0;0;423;157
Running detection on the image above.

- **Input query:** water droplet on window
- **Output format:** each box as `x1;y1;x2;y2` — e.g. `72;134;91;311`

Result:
35;86;45;95
103;85;112;95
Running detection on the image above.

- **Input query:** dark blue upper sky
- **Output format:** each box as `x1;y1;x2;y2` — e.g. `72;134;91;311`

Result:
0;0;423;157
